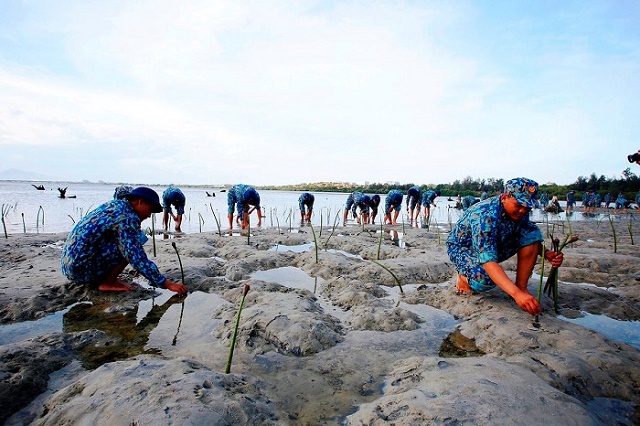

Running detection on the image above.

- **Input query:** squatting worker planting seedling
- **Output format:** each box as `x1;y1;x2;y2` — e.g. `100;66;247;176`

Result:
61;186;188;295
446;178;564;316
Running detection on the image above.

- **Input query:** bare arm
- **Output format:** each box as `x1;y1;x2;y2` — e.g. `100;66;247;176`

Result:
482;261;541;315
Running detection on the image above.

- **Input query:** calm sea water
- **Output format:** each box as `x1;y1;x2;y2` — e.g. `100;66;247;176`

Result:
0;180;585;236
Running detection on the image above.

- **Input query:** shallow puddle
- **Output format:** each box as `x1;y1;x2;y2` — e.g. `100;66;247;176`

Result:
5;269;463;425
558;312;640;350
0;304;76;345
438;328;485;357
268;242;362;259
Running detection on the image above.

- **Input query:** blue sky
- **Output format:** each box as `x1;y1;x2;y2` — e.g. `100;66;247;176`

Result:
1;0;639;186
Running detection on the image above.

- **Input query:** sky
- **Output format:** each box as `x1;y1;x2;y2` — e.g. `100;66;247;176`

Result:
0;0;639;187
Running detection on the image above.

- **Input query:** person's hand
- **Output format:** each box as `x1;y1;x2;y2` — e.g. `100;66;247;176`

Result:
513;290;542;316
165;280;188;296
544;250;564;268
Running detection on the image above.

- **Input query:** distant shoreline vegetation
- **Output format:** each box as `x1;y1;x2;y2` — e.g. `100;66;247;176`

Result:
258;169;640;200
4;168;640;200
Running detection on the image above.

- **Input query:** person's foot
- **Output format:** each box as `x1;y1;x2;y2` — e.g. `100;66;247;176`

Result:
98;279;136;292
455;274;473;295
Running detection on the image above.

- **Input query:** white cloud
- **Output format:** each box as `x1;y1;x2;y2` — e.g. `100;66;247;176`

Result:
0;0;638;185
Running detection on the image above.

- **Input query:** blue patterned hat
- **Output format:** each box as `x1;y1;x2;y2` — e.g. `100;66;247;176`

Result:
504;177;538;208
126;186;163;213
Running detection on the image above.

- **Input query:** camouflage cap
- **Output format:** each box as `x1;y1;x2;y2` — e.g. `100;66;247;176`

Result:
504;177;538;208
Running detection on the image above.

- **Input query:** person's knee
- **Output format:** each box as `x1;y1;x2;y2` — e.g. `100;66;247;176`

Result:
518;242;540;259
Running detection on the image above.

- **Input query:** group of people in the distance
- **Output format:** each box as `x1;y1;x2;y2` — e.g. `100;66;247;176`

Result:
60;177;566;316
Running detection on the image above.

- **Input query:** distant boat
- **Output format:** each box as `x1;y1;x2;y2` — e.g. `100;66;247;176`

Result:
220;189;226;192
32;184;45;190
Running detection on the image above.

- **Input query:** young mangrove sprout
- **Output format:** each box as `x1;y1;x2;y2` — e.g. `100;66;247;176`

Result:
172;241;185;284
607;215;617;253
198;212;204;233
535;242;546;324
21;213;26;233
247;221;251;245
543;233;579;313
310;222;319;263
210;204;222;236
627;214;634;245
377;222;383;260
151;214;157;257
36;205;45;232
324;211;340;248
1;204;9;239
225;283;251;374
363;255;403;294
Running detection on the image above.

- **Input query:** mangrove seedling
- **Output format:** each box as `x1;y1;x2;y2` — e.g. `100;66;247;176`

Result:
225;283;251;374
310;222;319;263
151;214;157;257
363;255;403;294
198;212;204;233
377;222;383;260
172;241;185;284
210;204;222;236
36;205;45;232
21;213;26;233
534;242;546;324
543;233;579;313
324;211;340;248
628;214;634;245
608;215;617;253
1;204;9;238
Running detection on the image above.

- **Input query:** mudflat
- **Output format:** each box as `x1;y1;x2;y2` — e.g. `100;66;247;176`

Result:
1;216;639;425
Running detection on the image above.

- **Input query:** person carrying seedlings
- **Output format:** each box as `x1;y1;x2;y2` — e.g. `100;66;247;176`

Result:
446;177;564;316
162;185;186;232
368;194;381;224
383;189;404;225
421;189;441;218
405;186;422;223
61;186;188;295
227;184;262;229
298;192;315;222
342;191;371;225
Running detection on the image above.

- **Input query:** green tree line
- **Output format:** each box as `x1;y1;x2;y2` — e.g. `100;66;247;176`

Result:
259;168;640;200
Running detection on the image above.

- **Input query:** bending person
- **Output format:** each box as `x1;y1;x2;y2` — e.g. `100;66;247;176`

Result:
343;191;371;225
421;189;441;218
61;186;187;295
298;192;315;222
384;189;403;225
405;186;421;223
227;184;262;229
162;185;186;232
